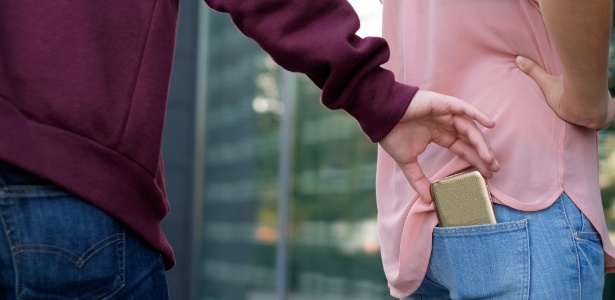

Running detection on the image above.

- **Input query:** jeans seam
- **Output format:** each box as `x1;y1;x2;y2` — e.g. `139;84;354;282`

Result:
12;234;123;267
432;221;526;236
7;198;25;300
0;205;18;300
424;273;447;291
119;225;125;284
559;195;577;237
428;259;446;291
0;185;72;198
559;196;583;240
0;192;68;199
522;222;530;300
559;195;582;300
573;237;582;300
92;225;125;300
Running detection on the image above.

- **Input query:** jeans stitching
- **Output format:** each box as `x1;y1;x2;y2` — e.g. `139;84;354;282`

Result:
89;225;125;300
1;192;69;199
427;247;446;292
574;237;582;300
1;191;71;199
576;232;602;241
559;195;582;300
428;268;444;293
429;222;529;299
561;196;601;240
0;205;18;300
522;220;530;300
7;198;25;300
559;195;577;237
2;185;60;190
119;225;126;284
424;272;447;291
426;252;448;294
0;185;72;199
580;206;585;233
92;224;127;300
432;221;527;236
2;198;127;299
12;235;123;267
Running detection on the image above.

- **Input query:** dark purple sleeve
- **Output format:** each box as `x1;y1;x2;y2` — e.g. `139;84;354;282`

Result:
203;0;418;142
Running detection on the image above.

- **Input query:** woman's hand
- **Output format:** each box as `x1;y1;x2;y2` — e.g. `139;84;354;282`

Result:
516;55;615;129
379;90;499;202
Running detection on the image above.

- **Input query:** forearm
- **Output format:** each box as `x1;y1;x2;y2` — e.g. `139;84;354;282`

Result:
540;0;613;127
203;0;417;141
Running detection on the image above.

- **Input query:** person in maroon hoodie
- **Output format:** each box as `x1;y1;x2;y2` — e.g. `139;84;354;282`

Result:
0;0;497;298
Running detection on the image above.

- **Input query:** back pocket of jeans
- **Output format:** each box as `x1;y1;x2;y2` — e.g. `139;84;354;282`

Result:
0;187;125;300
430;220;530;299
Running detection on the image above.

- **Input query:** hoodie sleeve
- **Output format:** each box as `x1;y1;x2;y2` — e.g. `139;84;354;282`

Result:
203;0;418;142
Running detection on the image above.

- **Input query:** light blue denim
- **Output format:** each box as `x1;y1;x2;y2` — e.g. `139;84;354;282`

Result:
402;193;605;300
0;162;169;299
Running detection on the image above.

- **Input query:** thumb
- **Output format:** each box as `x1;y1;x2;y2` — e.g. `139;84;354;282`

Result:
515;55;551;87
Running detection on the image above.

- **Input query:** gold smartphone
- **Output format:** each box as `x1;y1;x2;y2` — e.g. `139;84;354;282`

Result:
430;170;497;227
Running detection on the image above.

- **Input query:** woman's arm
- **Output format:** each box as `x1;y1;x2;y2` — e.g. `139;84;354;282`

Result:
517;0;615;129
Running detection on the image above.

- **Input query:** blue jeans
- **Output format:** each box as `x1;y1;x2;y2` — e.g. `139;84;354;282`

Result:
404;193;605;300
0;162;169;299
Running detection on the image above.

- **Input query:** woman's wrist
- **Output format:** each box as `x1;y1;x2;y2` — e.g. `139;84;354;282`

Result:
604;99;615;128
561;82;613;129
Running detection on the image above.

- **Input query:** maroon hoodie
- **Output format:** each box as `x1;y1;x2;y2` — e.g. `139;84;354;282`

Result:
0;0;417;268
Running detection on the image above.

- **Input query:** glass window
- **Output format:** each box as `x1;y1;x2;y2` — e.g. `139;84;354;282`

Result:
197;11;280;299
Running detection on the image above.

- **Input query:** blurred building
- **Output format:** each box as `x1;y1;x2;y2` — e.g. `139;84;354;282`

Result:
161;2;615;299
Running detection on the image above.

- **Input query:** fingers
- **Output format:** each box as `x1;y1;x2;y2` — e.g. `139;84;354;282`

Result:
399;161;433;202
431;115;499;174
438;95;496;129
390;89;502;203
412;90;495;129
452;116;499;171
515;55;551;91
399;116;499;202
400;131;496;203
448;138;495;178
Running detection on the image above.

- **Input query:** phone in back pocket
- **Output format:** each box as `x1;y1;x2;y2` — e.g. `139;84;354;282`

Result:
431;170;497;227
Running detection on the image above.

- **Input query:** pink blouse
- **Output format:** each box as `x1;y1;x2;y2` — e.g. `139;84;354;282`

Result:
377;0;615;297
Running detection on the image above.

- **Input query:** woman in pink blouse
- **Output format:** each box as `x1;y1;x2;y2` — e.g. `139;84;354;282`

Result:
380;0;615;298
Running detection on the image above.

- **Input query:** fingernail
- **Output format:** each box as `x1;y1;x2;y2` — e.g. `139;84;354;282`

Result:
515;56;525;68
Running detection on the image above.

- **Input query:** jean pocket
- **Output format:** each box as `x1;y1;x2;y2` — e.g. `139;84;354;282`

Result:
573;218;605;296
430;220;529;300
576;231;601;241
0;187;125;300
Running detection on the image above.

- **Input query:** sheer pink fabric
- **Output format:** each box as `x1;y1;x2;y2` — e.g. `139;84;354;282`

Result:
377;0;615;297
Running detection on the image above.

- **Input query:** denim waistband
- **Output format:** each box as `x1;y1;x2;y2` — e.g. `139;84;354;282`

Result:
0;160;50;186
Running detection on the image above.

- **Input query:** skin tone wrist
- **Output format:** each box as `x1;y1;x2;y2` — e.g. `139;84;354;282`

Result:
516;0;614;129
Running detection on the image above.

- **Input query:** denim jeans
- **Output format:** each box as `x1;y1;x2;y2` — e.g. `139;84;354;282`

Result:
0;162;169;299
403;193;605;300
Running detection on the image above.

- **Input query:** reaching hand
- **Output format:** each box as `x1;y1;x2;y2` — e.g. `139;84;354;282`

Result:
379;90;499;202
515;55;615;129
